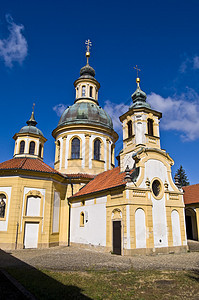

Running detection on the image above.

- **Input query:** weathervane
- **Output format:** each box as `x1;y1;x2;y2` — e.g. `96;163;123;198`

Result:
85;39;92;64
134;65;141;87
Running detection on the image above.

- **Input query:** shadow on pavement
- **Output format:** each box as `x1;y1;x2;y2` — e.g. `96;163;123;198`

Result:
0;249;92;300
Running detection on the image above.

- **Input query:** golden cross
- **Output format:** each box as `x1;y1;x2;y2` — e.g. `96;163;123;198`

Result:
85;39;92;52
134;65;141;78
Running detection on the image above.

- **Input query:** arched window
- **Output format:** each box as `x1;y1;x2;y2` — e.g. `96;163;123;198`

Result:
0;194;6;218
90;86;93;97
82;86;86;97
29;141;35;155
127;120;132;138
71;138;80;159
38;144;42;158
80;212;84;227
94;139;101;160
19;141;25;154
147;119;154;136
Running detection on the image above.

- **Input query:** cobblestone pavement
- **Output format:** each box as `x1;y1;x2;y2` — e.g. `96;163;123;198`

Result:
1;244;199;271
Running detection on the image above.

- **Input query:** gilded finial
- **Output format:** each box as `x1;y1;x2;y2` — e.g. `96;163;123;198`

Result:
32;103;35;113
134;65;141;88
85;39;92;64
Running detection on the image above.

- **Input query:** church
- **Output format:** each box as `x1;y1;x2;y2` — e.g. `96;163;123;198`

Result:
0;41;188;254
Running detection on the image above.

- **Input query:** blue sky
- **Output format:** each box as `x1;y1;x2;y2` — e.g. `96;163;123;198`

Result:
0;0;199;184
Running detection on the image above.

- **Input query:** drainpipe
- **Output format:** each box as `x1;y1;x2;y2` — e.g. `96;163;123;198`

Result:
15;222;19;250
67;178;73;247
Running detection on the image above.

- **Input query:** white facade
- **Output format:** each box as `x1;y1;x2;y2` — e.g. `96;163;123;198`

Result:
70;196;107;246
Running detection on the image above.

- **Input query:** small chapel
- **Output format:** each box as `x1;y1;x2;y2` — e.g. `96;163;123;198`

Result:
0;41;188;254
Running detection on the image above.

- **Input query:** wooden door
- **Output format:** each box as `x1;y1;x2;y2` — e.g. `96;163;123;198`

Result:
113;221;121;255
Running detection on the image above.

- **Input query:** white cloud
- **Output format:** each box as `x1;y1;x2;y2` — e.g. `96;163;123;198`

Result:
103;100;129;131
148;90;199;141
179;55;199;73
53;103;68;116
193;56;199;69
0;14;28;67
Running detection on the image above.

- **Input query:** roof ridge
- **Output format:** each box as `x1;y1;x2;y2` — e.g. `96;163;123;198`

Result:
19;157;27;169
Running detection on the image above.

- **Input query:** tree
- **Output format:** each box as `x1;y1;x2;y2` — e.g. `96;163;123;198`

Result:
175;165;190;187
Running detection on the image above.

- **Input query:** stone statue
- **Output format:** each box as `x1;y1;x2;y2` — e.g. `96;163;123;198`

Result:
0;199;6;218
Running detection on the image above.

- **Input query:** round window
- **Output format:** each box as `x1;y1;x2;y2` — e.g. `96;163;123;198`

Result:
152;180;161;197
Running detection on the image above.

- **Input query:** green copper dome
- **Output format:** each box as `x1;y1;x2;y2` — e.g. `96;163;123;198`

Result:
130;79;151;109
58;102;113;129
19;125;44;136
19;111;44;137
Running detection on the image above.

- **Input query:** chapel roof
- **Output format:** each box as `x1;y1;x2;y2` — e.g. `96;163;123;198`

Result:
70;166;131;199
0;157;65;178
183;184;199;205
18;109;44;137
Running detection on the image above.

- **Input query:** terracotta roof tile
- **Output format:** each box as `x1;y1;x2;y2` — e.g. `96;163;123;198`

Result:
65;173;95;179
183;184;199;205
71;166;128;198
0;158;65;177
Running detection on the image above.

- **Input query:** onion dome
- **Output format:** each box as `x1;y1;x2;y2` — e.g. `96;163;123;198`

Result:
19;110;44;136
80;63;95;78
58;102;113;129
130;77;151;109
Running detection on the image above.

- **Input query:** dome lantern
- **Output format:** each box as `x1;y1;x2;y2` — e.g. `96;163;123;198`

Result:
13;105;47;160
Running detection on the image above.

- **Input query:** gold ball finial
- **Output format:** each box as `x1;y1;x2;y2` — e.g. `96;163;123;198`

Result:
136;77;140;84
85;39;92;64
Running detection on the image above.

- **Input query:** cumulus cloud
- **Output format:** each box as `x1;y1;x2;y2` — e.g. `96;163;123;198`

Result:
104;100;129;131
148;90;199;141
53;103;68;116
0;14;28;67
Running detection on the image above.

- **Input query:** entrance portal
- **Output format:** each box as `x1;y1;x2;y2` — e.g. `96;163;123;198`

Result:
113;221;121;255
185;208;198;240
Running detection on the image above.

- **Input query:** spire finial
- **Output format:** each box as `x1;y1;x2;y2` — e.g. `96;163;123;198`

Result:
134;65;141;88
26;103;37;126
85;39;92;64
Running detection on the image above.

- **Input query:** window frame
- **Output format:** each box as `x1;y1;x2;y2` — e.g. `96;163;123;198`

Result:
19;140;25;154
29;141;35;155
94;138;101;160
127;120;133;138
71;137;80;159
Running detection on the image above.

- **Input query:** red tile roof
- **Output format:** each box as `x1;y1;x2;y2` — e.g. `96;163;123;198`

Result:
65;173;95;179
183;184;199;205
71;166;127;198
0;158;65;177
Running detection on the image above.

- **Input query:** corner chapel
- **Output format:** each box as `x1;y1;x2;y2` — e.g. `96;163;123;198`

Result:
0;41;188;254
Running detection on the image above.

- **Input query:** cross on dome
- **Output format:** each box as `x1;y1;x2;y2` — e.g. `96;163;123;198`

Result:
85;39;92;64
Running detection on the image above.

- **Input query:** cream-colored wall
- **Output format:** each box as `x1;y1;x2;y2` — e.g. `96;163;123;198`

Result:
120;110;161;172
54;126;116;175
0;175;68;250
13;134;46;160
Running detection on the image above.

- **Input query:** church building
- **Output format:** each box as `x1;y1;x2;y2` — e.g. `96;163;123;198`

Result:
0;41;188;254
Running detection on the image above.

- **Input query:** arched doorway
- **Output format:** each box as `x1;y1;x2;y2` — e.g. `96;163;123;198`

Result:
185;208;198;240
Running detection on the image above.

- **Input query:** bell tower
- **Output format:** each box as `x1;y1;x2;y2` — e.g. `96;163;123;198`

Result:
119;70;162;171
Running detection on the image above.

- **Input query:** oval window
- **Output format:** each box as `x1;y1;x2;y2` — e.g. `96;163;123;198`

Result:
152;180;161;197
